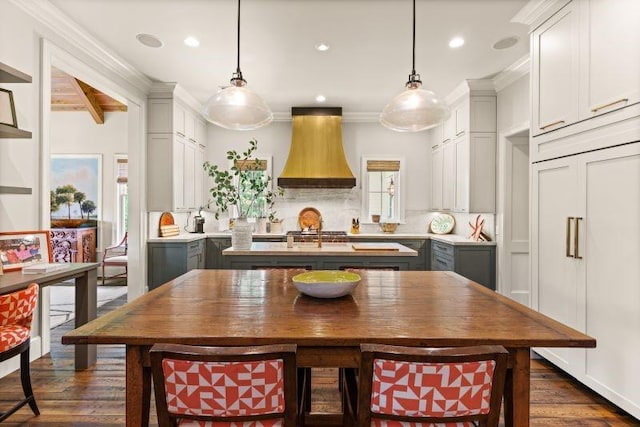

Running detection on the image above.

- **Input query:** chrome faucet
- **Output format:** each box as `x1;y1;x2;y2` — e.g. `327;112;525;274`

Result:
317;216;323;248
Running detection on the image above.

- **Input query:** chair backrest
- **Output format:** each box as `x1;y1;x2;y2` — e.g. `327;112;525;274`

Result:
0;284;39;353
150;343;298;427
0;284;39;329
358;344;508;427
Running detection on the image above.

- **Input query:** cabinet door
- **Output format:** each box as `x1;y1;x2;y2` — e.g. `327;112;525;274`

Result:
454;102;468;137
532;1;579;135
454;136;469;212
173;137;185;210
442;114;455;143
183;141;196;210
195;144;206;209
174;103;186;137
579;0;640;119
148;99;172;133
531;155;580;373
196;119;207;146
185;111;197;142
431;147;443;210
577;143;640;416
442;142;455;210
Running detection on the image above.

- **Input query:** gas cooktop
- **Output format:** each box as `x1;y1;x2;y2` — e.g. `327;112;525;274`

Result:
286;230;348;243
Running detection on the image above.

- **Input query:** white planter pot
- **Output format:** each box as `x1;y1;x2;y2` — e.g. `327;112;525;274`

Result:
270;221;283;234
231;217;253;250
256;217;268;234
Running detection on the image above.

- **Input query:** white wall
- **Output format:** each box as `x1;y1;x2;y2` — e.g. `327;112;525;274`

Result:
202;120;434;233
50;111;128;251
497;74;529;132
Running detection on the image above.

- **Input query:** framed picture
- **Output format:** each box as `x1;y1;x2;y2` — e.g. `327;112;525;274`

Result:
0;88;18;128
50;154;102;229
0;230;52;272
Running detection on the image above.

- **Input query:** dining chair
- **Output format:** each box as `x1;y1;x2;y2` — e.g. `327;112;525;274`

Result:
150;343;301;427
343;344;508;427
0;283;40;422
101;232;127;285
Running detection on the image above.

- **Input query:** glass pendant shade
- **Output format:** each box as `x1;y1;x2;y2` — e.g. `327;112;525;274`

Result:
203;84;273;131
380;83;450;132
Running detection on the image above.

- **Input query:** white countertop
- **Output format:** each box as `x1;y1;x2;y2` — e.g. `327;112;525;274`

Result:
147;231;495;246
223;242;418;257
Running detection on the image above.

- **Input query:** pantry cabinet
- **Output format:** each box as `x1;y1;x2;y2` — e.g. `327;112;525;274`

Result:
531;142;640;418
530;0;640;161
147;85;208;212
430;81;496;213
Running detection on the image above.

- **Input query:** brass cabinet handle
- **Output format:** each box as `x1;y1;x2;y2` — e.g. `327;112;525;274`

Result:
431;144;440;150
574;217;583;259
566;217;574;258
540;120;566;131
591;98;628;113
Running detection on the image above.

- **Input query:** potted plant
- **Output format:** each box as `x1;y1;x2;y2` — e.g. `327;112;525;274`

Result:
203;139;283;248
268;211;284;234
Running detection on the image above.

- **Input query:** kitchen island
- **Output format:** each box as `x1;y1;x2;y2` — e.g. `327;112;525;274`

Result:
222;241;418;270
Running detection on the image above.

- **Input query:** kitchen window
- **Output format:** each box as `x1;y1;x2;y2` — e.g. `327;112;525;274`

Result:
361;157;405;222
234;156;273;219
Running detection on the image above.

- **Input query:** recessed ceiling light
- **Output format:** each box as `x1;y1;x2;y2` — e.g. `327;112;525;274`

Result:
315;95;326;103
493;36;520;50
136;33;163;48
315;42;330;52
448;37;465;48
184;36;200;47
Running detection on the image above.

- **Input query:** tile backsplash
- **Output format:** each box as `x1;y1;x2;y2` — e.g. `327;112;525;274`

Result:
148;187;495;240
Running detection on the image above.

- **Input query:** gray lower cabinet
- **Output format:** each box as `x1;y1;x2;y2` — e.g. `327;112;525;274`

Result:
206;236;285;269
349;237;430;270
148;239;205;290
430;240;496;290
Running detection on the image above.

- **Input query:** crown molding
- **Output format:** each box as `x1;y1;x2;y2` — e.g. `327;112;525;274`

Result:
493;55;531;92
445;79;496;105
10;0;153;93
511;0;571;29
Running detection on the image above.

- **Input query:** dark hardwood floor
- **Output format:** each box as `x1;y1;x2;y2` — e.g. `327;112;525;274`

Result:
0;295;637;426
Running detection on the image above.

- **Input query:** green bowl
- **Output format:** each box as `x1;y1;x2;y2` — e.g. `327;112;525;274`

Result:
292;270;361;298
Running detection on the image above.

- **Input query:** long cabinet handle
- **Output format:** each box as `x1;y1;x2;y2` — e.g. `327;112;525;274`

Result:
540;120;565;130
591;98;628;113
456;130;465;136
574;217;583;259
566;217;574;258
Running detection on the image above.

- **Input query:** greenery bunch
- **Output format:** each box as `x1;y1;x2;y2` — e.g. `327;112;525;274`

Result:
203;139;283;220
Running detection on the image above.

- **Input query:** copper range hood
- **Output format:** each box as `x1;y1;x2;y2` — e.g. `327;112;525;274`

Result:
278;107;356;188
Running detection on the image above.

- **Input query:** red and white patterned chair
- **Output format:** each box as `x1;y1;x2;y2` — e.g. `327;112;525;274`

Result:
150;343;301;427
343;344;508;427
0;283;40;421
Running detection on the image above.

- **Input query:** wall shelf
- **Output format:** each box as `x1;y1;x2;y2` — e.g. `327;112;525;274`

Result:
0;186;32;195
0;62;32;140
0;123;32;138
0;62;32;83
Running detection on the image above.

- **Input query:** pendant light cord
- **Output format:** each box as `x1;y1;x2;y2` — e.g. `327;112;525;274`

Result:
411;0;416;75
236;0;241;74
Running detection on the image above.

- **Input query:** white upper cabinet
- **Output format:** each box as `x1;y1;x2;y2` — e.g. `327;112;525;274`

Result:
579;0;640;119
430;80;496;213
530;0;640;161
147;84;207;212
532;1;580;136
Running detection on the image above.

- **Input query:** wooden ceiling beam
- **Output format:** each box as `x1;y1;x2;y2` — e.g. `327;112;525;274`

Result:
69;77;104;124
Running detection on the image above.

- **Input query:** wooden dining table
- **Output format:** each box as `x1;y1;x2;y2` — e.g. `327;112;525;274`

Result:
62;269;595;426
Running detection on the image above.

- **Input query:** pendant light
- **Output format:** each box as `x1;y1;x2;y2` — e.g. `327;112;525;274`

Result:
203;0;272;130
380;0;450;132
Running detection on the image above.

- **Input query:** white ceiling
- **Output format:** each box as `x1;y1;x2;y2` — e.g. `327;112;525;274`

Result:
50;0;530;114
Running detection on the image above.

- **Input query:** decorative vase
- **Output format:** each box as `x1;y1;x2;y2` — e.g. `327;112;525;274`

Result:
256;217;268;234
232;217;253;250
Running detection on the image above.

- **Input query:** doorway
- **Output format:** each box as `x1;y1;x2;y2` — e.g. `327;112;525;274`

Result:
497;125;530;306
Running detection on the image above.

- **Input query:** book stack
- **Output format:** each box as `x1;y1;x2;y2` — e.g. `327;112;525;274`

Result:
22;263;69;274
